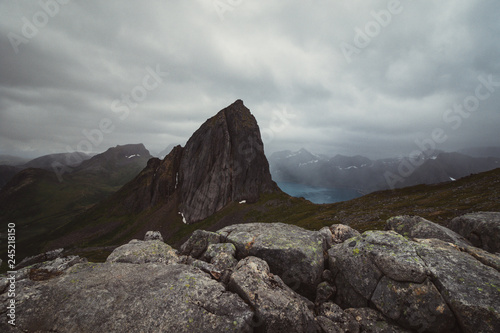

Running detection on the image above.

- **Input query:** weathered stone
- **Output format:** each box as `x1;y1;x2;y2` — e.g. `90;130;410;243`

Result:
345;308;411;333
144;230;164;242
218;222;325;298
386;215;471;247
315;281;336;305
449;212;500;253
334;270;369;309
190;259;223;280
0;255;86;306
229;256;319;333
371;276;456;332
320;226;334;248
212;253;238;271
415;238;500;333
15;248;64;270
322;269;335;284
106;239;178;264
363;231;429;283
329;229;500;332
202;243;236;261
10;262;254;332
201;243;238;270
330;224;361;244
460;244;500;272
179;229;221;258
328;231;428;306
318;302;360;333
315;316;343;333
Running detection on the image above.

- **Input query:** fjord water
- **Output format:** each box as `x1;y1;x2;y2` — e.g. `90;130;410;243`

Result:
277;182;362;204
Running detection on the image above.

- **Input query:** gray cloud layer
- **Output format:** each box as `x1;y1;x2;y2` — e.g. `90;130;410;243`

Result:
1;0;499;159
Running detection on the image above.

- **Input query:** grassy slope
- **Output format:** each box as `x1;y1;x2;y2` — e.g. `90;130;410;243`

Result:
0;161;148;269
50;168;500;264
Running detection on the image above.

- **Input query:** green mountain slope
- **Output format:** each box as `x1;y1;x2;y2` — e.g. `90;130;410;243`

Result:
44;167;500;264
0;144;151;265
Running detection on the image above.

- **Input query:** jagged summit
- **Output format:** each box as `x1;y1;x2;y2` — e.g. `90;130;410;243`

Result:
98;100;278;224
179;99;276;223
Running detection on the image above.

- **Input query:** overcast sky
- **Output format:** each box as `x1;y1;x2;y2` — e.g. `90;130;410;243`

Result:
1;0;499;159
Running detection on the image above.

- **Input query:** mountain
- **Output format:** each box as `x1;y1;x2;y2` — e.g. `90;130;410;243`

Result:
328;154;372;169
179;100;276;222
41;100;278;256
44;156;500;267
270;149;500;193
0;152;91;190
70;144;151;186
270;148;327;185
155;143;179;159
0;144;152;261
0;154;29;166
0;165;22;189
22;152;90;170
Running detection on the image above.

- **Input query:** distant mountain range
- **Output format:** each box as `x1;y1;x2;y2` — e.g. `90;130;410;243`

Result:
0;144;152;261
269;148;500;193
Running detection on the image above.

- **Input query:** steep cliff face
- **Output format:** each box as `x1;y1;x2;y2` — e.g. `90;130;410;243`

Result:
179;99;276;223
102;100;276;223
117;145;184;213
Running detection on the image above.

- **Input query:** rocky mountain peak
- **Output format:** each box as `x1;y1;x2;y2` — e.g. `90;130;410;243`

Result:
115;100;277;224
178;99;276;223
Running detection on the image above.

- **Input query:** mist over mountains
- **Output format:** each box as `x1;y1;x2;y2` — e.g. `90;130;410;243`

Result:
270;147;500;193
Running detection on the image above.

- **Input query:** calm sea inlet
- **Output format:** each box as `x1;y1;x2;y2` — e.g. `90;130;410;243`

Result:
276;182;362;204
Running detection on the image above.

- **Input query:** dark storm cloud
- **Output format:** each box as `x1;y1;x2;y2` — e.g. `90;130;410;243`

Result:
0;0;499;159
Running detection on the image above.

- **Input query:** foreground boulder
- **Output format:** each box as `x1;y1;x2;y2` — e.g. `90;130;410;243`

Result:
449;212;500;253
5;262;253;332
218;222;326;297
179;229;221;258
386;215;470;247
328;230;500;332
229;256;318;332
14;248;64;270
415;238;500;333
144;230;164;242
106;239;178;264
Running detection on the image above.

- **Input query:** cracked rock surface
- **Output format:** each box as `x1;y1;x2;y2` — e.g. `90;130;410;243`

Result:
328;228;500;332
3;214;500;333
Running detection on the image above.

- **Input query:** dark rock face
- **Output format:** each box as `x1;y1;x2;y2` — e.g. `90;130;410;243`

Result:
109;100;277;223
179;100;277;223
449;212;500;253
117;144;184;213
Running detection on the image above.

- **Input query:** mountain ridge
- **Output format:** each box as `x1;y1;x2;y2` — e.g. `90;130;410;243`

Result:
42;100;278;254
270;147;500;193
